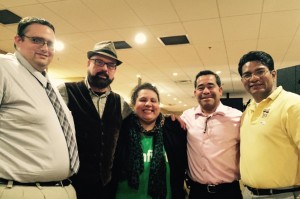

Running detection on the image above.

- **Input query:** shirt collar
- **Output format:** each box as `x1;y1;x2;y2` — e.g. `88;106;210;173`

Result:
248;86;282;110
84;77;111;97
15;51;47;87
267;86;282;101
194;102;226;117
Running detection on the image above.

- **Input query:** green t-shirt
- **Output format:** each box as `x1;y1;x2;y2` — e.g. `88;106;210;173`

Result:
116;134;171;199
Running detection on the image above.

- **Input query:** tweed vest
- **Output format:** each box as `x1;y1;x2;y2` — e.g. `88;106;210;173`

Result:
65;81;122;186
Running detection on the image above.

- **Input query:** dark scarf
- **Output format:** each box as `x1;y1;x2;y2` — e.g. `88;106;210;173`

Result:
127;113;166;199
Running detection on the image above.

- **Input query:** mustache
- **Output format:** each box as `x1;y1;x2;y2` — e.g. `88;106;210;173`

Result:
200;94;214;99
95;71;109;79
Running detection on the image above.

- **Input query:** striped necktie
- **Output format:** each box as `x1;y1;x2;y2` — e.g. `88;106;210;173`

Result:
45;81;79;174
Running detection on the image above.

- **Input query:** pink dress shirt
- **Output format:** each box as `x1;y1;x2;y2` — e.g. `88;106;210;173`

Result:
181;102;242;185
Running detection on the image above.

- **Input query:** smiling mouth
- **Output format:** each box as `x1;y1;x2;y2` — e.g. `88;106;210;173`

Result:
37;53;48;58
250;84;262;88
98;75;107;79
201;97;212;100
143;109;153;113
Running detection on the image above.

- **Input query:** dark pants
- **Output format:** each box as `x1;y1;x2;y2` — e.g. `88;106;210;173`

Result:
73;179;117;199
189;180;242;199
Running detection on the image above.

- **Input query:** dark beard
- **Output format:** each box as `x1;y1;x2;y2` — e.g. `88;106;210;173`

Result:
87;71;114;89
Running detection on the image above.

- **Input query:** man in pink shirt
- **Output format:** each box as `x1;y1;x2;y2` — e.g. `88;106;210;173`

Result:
181;70;242;199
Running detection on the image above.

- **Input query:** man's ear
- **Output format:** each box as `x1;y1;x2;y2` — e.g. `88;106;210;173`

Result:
14;35;22;48
271;70;277;79
219;86;223;96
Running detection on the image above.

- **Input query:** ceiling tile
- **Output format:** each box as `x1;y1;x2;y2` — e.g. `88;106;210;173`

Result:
222;14;261;41
45;0;109;31
148;23;186;37
9;4;79;34
126;0;179;25
260;10;300;39
0;0;38;7
218;0;263;17
172;0;219;20
264;0;300;12
226;40;257;67
184;18;224;43
194;42;228;68
83;0;143;28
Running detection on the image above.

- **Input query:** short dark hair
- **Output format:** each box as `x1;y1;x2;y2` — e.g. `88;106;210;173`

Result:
131;82;160;106
238;51;274;76
194;70;221;88
17;16;55;37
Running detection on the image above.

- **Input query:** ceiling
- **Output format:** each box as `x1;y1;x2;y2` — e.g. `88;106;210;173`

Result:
1;0;300;113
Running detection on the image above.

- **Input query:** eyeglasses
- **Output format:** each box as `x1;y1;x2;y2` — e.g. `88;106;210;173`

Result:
22;35;55;50
241;69;270;81
89;59;117;70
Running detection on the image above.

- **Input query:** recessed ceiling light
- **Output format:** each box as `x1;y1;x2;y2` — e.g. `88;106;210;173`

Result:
173;72;178;76
54;40;64;51
135;33;146;44
216;70;222;74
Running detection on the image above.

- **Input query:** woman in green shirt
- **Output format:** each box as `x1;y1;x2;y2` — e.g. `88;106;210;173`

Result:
115;83;187;199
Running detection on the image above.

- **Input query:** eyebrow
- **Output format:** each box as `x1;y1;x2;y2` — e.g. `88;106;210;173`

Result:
197;82;215;86
242;68;266;74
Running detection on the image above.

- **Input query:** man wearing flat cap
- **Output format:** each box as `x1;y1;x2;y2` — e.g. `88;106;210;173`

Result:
58;41;132;199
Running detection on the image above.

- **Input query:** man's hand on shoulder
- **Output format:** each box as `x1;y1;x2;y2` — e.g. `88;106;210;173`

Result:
170;114;186;130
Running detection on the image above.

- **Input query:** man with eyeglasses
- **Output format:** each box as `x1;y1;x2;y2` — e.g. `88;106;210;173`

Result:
0;16;78;199
238;51;300;199
58;41;132;199
180;70;243;199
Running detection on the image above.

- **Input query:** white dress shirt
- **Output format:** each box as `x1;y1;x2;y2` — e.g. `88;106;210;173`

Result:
0;52;76;182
